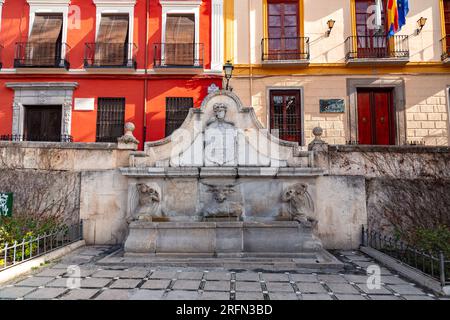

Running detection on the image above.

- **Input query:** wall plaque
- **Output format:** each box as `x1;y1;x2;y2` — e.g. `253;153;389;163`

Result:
320;99;345;113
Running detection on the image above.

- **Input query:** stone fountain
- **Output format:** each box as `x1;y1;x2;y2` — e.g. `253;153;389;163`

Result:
120;90;341;267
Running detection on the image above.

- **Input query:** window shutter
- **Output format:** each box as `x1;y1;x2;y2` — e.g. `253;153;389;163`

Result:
95;15;129;66
28;14;63;65
165;14;195;65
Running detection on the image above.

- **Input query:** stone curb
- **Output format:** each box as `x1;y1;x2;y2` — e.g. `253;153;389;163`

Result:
360;246;447;296
0;240;86;285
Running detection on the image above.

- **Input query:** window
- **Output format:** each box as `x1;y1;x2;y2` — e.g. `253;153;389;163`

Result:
165;97;193;137
165;14;195;66
96;98;125;143
269;90;302;144
443;0;450;58
266;0;300;60
355;0;388;58
94;14;130;66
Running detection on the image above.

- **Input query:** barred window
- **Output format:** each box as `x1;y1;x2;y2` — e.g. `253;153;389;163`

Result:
165;97;193;137
96;98;125;142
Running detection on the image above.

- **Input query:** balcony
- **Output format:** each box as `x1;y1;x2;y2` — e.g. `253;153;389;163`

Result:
440;36;450;64
0;134;73;143
345;35;409;66
14;42;70;69
261;37;310;67
153;43;204;71
84;43;137;69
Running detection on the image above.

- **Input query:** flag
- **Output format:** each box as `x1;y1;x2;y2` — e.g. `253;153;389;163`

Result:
397;0;409;30
387;0;399;38
374;0;383;32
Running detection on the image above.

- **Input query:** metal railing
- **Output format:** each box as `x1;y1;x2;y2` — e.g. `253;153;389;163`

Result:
153;43;204;68
440;36;450;61
84;43;137;69
14;42;70;69
0;221;83;271
261;37;310;62
345;35;409;60
362;226;449;287
0;134;73;143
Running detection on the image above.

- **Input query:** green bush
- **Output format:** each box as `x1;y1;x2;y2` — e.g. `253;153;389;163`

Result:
411;225;450;257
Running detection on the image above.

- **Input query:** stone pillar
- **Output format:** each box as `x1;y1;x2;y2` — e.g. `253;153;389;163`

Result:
308;127;329;171
211;0;224;72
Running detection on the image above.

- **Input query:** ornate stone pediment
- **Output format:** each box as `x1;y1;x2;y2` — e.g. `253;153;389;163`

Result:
130;90;312;169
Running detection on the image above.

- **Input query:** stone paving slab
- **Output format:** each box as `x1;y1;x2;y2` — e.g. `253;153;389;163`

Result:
269;292;299;300
387;284;428;296
200;291;230;300
235;281;262;292
130;290;165;300
381;275;412;285
290;274;318;282
317;274;347;283
335;294;367;300
46;278;70;288
165;290;200;300
266;282;295;293
176;272;204;280
80;278;112;288
0;287;36;299
91;270;124;278
301;293;333;300
368;295;401;300
297;283;328;294
203;281;230;292
205;272;231;281
326;283;360;295
16;277;55;287
60;289;99;300
235;272;260;282
95;289;132;300
235;292;265;300
402;295;435;300
149;271;177;279
261;273;290;282
119;269;150;279
34;269;67;277
172;280;202;291
109;279;141;289
24;288;67;300
141;279;171;290
355;283;392;295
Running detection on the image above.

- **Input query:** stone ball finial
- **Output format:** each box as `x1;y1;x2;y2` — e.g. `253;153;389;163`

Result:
118;122;139;148
124;122;136;133
312;127;323;140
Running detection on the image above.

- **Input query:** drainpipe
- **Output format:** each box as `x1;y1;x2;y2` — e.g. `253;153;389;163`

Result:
143;0;149;147
248;0;253;106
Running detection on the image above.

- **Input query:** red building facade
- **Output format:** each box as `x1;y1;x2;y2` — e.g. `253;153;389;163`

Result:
0;0;224;149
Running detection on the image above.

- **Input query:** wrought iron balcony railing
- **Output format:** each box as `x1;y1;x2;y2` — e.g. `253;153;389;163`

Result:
0;134;73;143
84;43;137;69
440;36;450;61
14;42;70;69
345;35;409;61
261;37;310;62
153;43;204;68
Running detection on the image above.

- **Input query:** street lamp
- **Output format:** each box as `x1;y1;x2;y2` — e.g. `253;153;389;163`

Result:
326;19;336;37
223;60;234;91
416;17;427;35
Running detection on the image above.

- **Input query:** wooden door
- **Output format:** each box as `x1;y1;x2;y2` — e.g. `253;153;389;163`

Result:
357;89;395;145
270;90;302;143
267;0;299;60
355;0;388;58
24;106;62;141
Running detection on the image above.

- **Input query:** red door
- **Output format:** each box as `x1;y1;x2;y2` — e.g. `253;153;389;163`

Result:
357;89;395;145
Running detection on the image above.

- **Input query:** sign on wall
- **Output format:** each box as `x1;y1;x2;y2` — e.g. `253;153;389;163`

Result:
0;193;13;217
320;99;345;113
74;98;95;111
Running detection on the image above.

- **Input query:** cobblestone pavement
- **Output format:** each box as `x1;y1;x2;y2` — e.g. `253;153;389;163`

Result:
0;246;446;300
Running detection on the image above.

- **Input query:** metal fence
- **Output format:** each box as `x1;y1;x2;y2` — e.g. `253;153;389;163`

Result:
362;226;449;287
261;37;310;62
0;134;73;143
0;221;83;271
345;35;409;60
153;43;204;68
14;42;70;69
84;43;137;69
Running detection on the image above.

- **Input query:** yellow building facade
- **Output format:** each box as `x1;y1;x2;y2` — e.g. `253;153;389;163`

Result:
224;0;450;146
